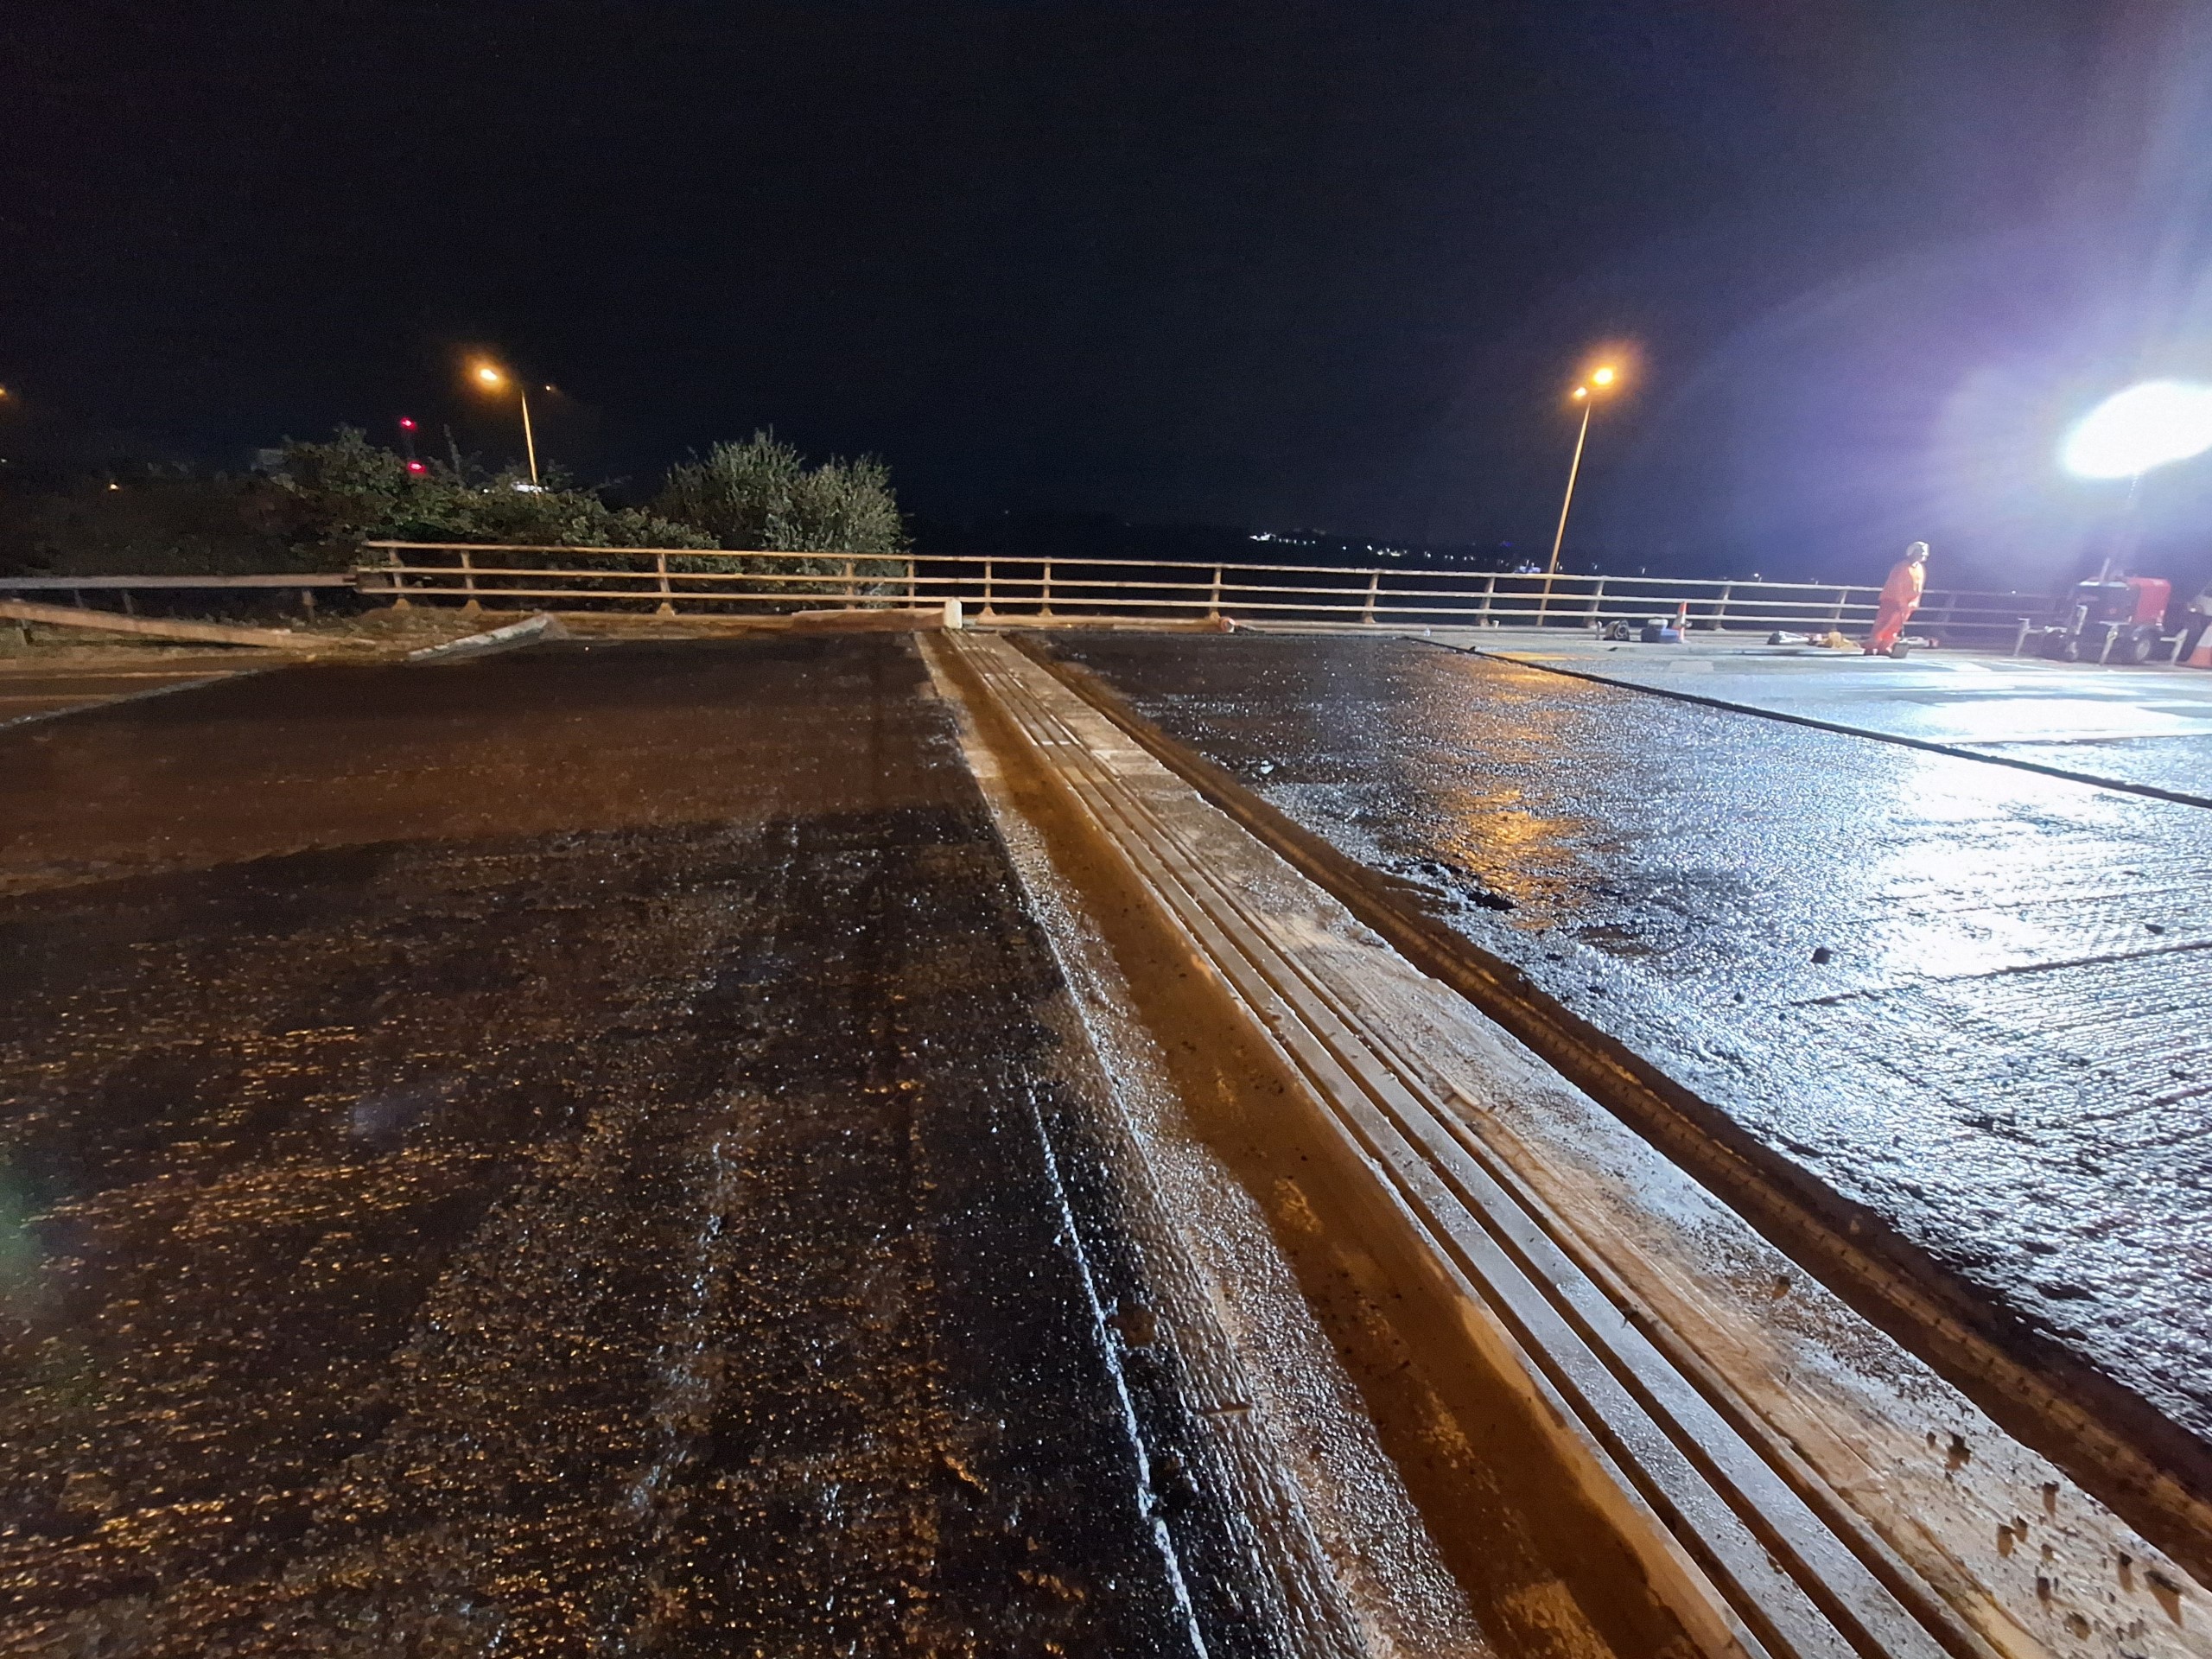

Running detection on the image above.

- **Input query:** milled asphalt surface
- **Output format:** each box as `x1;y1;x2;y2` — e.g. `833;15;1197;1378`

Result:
0;637;1301;1656
1046;631;2212;1453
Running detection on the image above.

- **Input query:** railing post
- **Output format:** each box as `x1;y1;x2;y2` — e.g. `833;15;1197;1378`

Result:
656;551;674;616
842;556;855;606
906;558;916;607
982;559;996;620
460;548;480;613
389;557;410;611
1362;570;1379;626
1715;582;1733;632
1592;575;1608;630
1040;561;1054;618
1478;574;1495;626
1208;563;1223;621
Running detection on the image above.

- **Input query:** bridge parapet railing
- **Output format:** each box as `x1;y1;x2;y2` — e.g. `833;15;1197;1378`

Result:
358;543;2039;644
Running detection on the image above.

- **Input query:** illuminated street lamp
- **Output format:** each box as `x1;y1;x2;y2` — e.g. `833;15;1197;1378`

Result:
2060;379;2212;580
2060;379;2212;482
1548;364;1619;576
470;359;540;486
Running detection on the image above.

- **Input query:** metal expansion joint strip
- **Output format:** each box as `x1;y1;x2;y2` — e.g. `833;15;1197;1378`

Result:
948;632;1975;1659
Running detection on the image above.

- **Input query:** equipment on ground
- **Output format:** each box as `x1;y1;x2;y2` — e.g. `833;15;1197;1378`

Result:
2024;576;2175;664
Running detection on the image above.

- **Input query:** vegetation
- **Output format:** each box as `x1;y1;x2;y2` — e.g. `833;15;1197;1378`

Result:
0;427;906;578
657;432;907;558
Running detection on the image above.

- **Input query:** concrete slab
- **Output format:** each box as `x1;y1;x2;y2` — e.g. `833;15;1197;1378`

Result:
1045;631;2212;1500
961;631;2209;1654
1478;636;2212;798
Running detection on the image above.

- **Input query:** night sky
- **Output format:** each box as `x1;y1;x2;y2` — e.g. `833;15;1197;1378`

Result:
7;2;2210;586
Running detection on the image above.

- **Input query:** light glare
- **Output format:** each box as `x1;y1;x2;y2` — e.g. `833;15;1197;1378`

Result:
2060;379;2212;479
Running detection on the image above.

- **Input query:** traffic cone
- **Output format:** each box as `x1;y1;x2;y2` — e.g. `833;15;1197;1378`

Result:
2190;632;2212;670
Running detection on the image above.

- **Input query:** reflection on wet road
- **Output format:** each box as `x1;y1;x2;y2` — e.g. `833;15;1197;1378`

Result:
1049;632;2212;1448
0;640;1261;1655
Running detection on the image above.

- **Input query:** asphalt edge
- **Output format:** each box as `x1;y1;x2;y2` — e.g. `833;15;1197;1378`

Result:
1009;631;2212;1591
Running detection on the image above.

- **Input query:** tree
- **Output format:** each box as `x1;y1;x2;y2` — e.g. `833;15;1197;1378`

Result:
656;432;907;556
274;429;712;567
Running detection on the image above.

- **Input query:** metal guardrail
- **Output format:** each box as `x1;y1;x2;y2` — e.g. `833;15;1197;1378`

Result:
0;573;354;620
360;542;2043;644
0;575;355;589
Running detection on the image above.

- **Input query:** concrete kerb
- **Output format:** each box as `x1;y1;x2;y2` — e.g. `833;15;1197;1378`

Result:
404;613;571;663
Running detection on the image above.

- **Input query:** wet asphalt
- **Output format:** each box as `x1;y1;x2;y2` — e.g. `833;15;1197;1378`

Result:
0;638;1288;1656
1046;631;2212;1452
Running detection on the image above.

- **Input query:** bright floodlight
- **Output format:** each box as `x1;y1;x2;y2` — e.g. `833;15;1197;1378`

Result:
1591;365;1617;386
474;363;505;387
2061;379;2212;479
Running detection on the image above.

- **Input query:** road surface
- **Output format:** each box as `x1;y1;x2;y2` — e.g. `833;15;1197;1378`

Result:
0;637;1308;1656
1047;631;2212;1454
1491;637;2212;800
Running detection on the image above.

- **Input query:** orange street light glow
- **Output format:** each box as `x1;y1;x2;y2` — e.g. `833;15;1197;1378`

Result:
1592;365;1617;386
474;364;505;387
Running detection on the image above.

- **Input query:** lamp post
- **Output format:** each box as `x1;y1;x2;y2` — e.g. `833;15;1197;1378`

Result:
472;361;539;486
2059;378;2212;582
1548;364;1616;576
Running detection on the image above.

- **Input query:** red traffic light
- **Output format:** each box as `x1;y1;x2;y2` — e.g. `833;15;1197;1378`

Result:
405;460;428;475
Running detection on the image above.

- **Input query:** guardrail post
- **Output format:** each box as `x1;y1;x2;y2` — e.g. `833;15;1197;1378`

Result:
1362;570;1379;626
1207;564;1223;621
1478;574;1495;626
842;556;855;606
1592;575;1608;630
1715;582;1733;632
655;552;675;616
982;560;996;620
1040;561;1054;618
460;549;480;613
1830;588;1847;625
906;559;917;607
389;562;410;611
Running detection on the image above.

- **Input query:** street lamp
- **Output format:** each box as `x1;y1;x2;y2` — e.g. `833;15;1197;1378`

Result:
2060;379;2212;481
1548;365;1619;575
470;359;540;486
2059;378;2212;578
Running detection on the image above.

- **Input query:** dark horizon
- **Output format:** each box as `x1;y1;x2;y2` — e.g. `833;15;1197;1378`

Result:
7;2;2212;590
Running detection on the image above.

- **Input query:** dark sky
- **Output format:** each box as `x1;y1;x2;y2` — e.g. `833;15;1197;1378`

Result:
6;1;2210;584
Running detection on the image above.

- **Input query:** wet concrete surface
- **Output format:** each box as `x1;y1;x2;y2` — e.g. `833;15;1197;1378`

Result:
1490;638;2212;799
0;639;1300;1656
1045;631;2212;1453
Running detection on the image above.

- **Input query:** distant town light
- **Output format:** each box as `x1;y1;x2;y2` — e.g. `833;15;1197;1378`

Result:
2061;379;2212;480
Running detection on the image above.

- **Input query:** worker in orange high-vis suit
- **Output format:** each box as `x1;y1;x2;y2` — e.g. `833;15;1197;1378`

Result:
1866;542;1929;656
